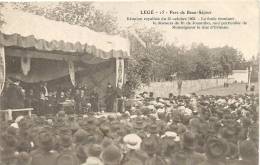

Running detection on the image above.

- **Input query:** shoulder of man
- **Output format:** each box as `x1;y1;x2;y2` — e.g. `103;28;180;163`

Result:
56;150;80;165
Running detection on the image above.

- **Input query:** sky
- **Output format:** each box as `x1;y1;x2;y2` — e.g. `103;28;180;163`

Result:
94;1;259;60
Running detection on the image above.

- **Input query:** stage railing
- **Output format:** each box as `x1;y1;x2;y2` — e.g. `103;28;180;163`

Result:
0;108;34;120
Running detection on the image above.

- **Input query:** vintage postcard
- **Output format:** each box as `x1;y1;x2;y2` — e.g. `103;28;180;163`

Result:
0;1;259;165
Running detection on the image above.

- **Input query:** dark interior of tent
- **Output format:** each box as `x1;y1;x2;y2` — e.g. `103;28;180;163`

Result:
4;47;117;106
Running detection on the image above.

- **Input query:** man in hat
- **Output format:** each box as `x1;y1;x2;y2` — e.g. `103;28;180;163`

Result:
177;78;183;96
83;144;103;165
235;140;258;165
161;131;180;164
199;137;228;165
141;137;167;165
56;127;80;165
73;129;89;164
5;79;25;109
174;131;205;165
101;144;123;165
38;81;49;115
105;83;115;112
122;134;147;164
31;130;59;165
0;133;18;165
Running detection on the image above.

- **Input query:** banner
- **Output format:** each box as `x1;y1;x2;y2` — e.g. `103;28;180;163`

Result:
116;58;124;89
68;60;76;86
0;45;5;95
21;57;31;76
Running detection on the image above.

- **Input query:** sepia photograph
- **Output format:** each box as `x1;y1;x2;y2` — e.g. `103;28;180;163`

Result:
0;1;259;165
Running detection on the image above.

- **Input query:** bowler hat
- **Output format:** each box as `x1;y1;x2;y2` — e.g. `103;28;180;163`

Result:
133;118;146;130
141;137;157;155
147;123;159;134
59;134;72;148
101;144;123;165
205;137;228;159
87;144;102;157
38;130;54;151
74;129;89;144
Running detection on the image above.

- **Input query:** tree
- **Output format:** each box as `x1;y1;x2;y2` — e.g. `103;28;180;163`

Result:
0;3;4;27
13;2;118;34
127;26;164;84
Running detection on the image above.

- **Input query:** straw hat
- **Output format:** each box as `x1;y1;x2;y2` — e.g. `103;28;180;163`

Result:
123;134;142;150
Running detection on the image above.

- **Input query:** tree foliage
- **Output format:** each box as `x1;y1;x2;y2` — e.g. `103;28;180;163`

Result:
128;26;248;84
0;3;4;27
13;2;118;34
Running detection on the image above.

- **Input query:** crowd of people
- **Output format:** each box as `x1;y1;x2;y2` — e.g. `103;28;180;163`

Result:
0;91;258;165
1;80;125;116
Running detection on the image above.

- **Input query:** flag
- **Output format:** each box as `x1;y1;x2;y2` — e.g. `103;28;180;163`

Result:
68;60;76;86
21;57;31;76
116;58;124;89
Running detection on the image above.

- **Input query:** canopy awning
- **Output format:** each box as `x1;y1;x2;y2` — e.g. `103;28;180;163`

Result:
0;6;130;59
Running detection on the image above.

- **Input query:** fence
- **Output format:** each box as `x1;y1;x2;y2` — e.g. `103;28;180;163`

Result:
139;78;234;97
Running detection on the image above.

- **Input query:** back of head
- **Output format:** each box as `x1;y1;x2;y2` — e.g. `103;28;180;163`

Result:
38;130;54;152
101;144;122;165
239;140;258;161
182;131;196;151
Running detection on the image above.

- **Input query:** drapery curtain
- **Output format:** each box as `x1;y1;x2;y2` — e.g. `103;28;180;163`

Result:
116;58;124;89
68;60;76;87
21;57;31;76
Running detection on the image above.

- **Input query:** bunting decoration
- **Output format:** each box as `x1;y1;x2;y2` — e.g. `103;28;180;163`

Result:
116;58;124;89
21;57;31;76
68;60;76;86
0;45;5;95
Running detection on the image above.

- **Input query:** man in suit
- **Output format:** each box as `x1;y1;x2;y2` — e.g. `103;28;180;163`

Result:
6;79;25;109
90;87;99;112
105;83;115;112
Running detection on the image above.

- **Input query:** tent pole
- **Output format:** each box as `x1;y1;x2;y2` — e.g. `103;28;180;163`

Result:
0;45;5;96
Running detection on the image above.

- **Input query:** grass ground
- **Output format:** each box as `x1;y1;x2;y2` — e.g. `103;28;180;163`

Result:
195;83;258;96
